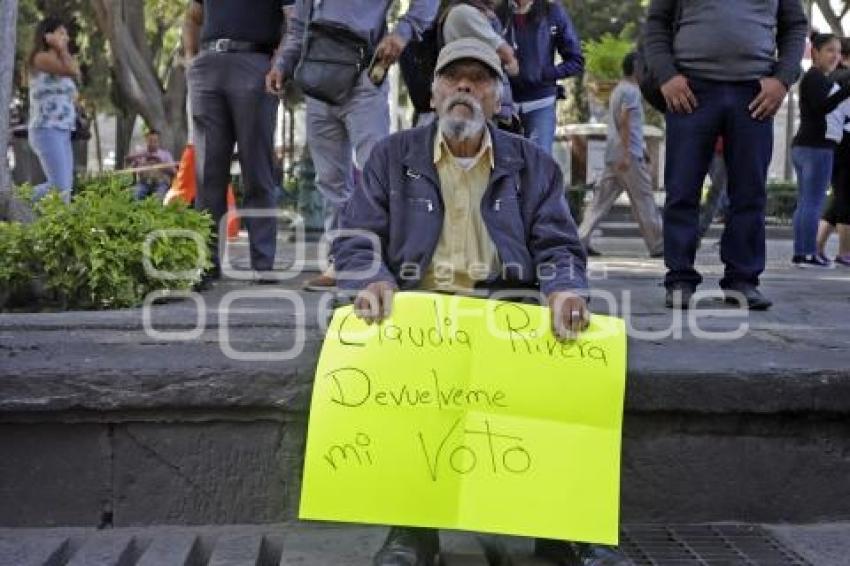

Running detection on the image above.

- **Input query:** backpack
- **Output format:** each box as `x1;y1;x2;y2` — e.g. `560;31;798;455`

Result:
399;24;441;114
635;0;682;113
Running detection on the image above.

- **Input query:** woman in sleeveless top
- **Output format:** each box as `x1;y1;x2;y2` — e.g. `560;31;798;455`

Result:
28;17;80;203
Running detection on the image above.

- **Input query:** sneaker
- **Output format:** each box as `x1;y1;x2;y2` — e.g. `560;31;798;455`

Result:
792;254;834;269
665;282;696;309
303;267;337;292
834;254;850;267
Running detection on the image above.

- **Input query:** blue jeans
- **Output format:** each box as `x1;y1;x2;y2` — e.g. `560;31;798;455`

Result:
664;79;773;289
519;103;556;155
133;180;170;201
29;127;74;203
791;146;834;256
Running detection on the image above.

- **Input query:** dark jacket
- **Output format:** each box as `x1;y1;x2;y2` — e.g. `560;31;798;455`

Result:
643;0;808;88
332;122;588;295
505;1;584;103
793;67;850;149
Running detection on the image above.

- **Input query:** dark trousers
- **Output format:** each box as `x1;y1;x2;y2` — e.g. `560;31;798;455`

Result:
664;79;773;289
824;135;850;226
188;51;278;271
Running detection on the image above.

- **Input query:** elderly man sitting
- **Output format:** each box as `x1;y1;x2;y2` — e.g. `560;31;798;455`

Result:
332;38;628;566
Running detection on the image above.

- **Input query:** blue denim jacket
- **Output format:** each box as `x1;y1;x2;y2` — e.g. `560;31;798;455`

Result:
332;123;588;296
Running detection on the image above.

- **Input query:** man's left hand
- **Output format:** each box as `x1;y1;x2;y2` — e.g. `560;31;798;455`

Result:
749;78;787;120
375;33;406;66
548;291;590;341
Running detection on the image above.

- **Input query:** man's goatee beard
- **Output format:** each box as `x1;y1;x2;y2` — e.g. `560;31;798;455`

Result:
439;94;486;141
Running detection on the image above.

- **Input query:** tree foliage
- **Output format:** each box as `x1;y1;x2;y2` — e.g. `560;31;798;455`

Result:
15;0;188;160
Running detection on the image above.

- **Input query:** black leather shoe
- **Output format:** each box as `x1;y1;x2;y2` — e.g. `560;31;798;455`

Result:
192;266;221;292
575;543;631;565
476;534;513;566
534;539;582;565
535;540;631;566
665;282;696;309
723;285;773;311
373;527;439;566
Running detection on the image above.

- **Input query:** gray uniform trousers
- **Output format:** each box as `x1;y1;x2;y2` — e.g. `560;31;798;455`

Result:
578;157;664;256
188;50;278;271
306;72;390;234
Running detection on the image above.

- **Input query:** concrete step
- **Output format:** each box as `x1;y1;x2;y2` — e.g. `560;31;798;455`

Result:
0;524;846;566
2;244;849;531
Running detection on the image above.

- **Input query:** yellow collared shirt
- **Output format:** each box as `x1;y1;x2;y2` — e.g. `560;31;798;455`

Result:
420;127;500;293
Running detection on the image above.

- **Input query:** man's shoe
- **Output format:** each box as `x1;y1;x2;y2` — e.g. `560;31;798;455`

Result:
835;254;850;267
649;250;664;259
303;267;337;292
193;267;221;292
723;285;772;311
574;543;631;565
534;539;582;565
253;270;278;285
586;246;603;257
665;282;695;309
373;527;439;566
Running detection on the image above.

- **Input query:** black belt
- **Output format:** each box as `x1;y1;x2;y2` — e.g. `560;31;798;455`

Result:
201;39;274;55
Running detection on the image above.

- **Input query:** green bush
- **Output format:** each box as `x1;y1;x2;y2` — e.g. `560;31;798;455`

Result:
0;176;213;310
0;222;33;301
766;182;798;220
583;32;633;82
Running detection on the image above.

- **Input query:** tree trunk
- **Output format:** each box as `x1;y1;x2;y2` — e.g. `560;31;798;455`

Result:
115;110;136;168
0;0;19;220
91;103;104;173
90;0;188;158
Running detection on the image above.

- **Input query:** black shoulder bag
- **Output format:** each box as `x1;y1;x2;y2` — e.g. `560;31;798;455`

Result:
294;0;371;105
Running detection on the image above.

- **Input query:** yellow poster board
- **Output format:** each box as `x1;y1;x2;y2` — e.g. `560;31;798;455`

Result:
300;292;627;545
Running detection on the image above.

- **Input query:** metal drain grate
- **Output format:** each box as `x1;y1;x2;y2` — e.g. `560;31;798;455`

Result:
619;524;811;565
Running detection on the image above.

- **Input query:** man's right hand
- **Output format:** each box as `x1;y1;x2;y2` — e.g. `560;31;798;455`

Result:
266;68;285;96
354;281;397;325
660;74;698;114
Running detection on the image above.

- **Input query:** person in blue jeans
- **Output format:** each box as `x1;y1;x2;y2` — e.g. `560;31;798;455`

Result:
791;32;850;269
644;0;808;311
27;17;80;204
499;0;583;154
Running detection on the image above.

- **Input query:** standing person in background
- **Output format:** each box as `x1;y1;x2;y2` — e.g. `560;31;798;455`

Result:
440;0;519;129
267;0;439;291
579;52;664;258
817;37;850;267
183;0;286;288
400;0;520;129
644;0;808;311
791;32;850;269
499;0;583;154
27;17;80;204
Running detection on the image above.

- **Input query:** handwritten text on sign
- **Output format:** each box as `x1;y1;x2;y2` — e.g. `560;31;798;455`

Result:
300;292;627;545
